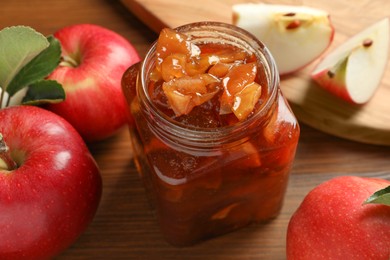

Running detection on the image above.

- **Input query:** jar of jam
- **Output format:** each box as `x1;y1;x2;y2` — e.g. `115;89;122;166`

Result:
122;22;300;246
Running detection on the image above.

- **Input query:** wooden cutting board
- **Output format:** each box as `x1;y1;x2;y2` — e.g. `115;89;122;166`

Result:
121;0;390;146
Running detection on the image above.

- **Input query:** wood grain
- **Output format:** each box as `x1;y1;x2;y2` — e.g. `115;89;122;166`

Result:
121;0;390;145
1;0;390;259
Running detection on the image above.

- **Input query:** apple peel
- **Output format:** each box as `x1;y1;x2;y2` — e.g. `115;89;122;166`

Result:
312;18;390;104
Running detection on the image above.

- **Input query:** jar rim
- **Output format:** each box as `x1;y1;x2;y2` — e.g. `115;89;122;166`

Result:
139;21;279;143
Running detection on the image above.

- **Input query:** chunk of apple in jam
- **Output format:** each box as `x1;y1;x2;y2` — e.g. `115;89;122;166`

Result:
185;55;213;76
220;62;262;120
153;28;263;121
232;82;262;120
211;49;248;64
155;28;200;65
162;74;220;116
160;54;187;81
208;63;232;78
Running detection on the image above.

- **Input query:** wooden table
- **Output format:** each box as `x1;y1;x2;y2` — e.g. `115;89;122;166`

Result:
1;0;390;259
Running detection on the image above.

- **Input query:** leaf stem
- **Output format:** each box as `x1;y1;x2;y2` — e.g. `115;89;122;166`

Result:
0;88;5;108
5;94;11;107
0;133;17;171
0;89;11;108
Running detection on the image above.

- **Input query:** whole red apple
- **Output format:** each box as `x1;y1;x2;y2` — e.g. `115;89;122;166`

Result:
287;176;390;260
46;24;140;142
0;105;102;259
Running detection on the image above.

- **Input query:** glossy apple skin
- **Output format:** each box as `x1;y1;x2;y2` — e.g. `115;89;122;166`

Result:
46;24;140;142
0;106;102;260
287;176;390;260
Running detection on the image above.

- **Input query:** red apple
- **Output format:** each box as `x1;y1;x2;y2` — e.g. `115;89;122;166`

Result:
0;105;102;259
46;24;140;142
287;176;390;260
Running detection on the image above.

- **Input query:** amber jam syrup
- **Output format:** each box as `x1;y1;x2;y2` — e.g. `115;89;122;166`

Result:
122;22;300;246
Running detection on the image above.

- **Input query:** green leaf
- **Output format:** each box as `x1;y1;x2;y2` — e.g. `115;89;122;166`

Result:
364;185;390;206
6;35;62;96
22;80;65;105
0;26;49;91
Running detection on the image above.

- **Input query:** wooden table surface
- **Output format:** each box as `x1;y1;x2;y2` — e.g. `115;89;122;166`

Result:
1;0;390;259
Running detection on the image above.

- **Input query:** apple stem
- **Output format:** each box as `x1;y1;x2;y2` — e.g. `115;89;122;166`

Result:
59;55;79;68
0;133;17;171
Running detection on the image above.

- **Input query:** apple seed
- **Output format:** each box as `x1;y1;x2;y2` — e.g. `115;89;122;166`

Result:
327;70;335;78
283;12;296;17
286;20;301;30
363;38;373;48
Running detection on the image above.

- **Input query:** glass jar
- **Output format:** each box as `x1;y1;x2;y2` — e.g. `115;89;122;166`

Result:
122;22;300;246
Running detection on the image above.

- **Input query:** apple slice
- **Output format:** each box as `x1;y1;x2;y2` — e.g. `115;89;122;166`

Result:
312;18;390;104
232;3;334;75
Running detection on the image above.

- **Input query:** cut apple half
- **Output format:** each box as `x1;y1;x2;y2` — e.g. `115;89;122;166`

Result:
312;18;390;104
232;3;334;75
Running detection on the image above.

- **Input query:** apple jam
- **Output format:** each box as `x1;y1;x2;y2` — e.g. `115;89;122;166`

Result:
122;22;300;246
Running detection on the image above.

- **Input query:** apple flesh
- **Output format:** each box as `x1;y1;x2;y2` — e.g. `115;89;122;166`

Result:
311;18;390;104
46;24;140;142
232;3;334;75
0;105;102;259
287;176;390;260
